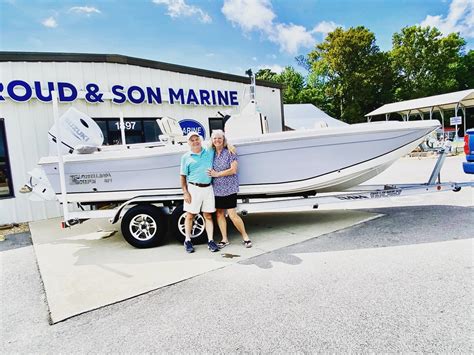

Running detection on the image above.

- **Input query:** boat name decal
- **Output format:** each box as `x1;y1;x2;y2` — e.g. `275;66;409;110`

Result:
370;189;402;198
70;172;112;185
336;195;369;200
336;189;402;200
0;80;239;106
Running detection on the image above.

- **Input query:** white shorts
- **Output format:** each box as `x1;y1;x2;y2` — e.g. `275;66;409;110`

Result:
184;184;216;214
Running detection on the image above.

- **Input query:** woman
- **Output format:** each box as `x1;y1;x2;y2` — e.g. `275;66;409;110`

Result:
207;130;252;248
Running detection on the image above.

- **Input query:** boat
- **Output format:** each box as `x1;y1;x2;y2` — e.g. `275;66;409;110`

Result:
26;105;441;204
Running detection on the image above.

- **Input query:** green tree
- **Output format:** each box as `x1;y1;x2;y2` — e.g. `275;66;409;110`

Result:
255;68;279;82
297;66;333;115
390;26;465;100
256;66;306;104
307;26;395;123
456;50;474;90
275;66;305;104
295;54;311;72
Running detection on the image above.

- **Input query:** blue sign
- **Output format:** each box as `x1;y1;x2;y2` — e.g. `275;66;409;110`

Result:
179;119;206;139
0;80;239;106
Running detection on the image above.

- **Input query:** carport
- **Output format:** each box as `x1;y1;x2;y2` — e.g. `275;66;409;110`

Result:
365;89;474;136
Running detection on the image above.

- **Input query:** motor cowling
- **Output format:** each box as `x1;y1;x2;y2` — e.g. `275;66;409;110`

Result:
48;107;104;155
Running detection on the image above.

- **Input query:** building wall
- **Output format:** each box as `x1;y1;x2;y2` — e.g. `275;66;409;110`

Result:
0;61;282;223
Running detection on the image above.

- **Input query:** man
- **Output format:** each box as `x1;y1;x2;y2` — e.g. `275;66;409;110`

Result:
180;131;219;253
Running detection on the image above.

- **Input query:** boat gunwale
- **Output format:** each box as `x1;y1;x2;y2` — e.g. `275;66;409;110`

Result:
38;120;440;165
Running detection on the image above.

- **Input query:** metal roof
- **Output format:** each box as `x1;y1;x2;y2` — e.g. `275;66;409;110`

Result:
0;51;283;90
365;89;474;117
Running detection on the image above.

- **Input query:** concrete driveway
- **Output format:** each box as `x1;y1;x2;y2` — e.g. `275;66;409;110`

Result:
29;209;379;323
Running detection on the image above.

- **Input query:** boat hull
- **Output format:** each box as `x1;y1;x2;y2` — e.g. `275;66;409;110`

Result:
37;120;439;203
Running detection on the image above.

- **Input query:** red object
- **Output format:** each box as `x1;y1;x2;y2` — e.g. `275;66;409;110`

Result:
465;134;470;155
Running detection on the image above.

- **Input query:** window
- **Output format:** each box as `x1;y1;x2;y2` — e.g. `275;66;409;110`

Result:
93;118;164;145
0;118;13;198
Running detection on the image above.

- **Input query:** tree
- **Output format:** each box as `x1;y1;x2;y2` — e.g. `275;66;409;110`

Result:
295;55;311;72
256;66;306;104
306;26;395;123
255;68;279;83
456;50;474;90
390;26;465;100
275;66;305;104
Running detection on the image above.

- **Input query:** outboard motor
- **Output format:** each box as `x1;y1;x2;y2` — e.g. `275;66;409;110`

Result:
48;107;104;155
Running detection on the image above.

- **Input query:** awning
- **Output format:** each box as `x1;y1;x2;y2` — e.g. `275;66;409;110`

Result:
365;89;474;135
366;89;474;117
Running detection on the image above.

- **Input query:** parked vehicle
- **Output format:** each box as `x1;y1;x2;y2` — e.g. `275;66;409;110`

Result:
463;129;474;174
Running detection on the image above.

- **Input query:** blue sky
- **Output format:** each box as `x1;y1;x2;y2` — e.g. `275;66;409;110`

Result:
1;0;473;76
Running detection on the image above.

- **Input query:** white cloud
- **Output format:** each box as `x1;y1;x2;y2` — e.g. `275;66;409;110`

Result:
222;0;275;33
252;56;257;61
222;0;341;54
153;0;212;23
69;6;101;15
257;64;284;73
311;20;340;37
206;52;215;57
420;0;474;38
270;23;315;54
42;16;57;28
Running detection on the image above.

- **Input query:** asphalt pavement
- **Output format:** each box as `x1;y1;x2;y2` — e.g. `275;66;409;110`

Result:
1;204;472;353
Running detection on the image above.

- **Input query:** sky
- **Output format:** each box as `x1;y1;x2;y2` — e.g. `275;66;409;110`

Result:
0;0;473;76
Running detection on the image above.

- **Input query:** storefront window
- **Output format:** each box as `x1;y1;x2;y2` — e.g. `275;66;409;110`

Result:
0;118;13;198
94;118;163;145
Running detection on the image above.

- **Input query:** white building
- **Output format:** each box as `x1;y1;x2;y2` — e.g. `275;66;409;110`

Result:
0;52;283;224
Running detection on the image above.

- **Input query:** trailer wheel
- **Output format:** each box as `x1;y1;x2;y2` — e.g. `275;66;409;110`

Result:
170;204;208;244
121;205;167;248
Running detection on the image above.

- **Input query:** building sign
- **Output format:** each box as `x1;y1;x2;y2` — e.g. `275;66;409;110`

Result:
0;80;239;106
450;116;462;125
179;119;206;139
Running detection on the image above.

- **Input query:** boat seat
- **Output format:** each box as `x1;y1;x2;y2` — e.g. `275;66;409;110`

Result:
156;116;187;144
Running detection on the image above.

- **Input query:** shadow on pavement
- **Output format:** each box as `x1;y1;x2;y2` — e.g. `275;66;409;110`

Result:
0;232;32;252
241;205;473;269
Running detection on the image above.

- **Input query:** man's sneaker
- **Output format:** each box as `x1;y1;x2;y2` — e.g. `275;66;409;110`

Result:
184;240;194;253
208;240;219;252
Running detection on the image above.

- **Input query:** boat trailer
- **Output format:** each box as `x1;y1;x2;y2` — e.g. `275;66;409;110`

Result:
57;148;473;248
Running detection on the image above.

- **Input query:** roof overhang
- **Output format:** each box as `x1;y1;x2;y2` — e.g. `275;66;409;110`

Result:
366;89;474;117
0;51;283;90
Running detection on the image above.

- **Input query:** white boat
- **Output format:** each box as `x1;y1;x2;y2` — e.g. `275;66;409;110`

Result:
28;106;440;204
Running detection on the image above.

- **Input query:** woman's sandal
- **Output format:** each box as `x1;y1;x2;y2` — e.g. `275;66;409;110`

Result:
243;240;252;248
217;241;230;248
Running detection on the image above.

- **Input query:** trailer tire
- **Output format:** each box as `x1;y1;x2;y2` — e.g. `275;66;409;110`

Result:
170;204;208;244
121;204;167;248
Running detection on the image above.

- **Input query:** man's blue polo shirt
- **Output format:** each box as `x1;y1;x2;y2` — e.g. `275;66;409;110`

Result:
180;147;215;184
